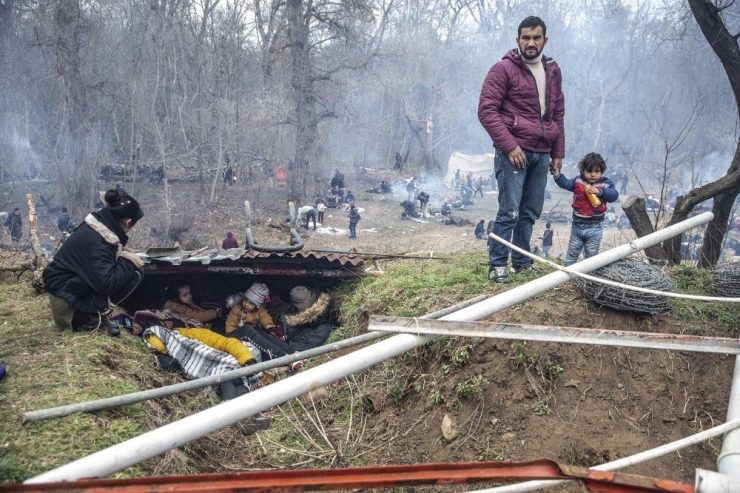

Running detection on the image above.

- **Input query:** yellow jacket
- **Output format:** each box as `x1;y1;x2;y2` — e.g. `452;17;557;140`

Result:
146;328;254;365
164;299;219;323
225;304;274;333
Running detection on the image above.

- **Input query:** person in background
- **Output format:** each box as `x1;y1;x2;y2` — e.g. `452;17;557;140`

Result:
394;152;403;170
454;169;461;189
163;283;222;326
541;222;553;257
551;152;618;266
620;173;629;195
222;231;239;249
330;169;346;203
7;207;22;248
478;16;565;283
57;207;74;233
348;203;361;239
406;176;416;202
315;195;327;224
475;220;486;239
297;204;317;230
43;189;145;336
344;190;356;204
473;176;485;198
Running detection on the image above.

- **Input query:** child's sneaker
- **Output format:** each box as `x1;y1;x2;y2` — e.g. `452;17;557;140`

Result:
510;264;541;275
290;360;306;372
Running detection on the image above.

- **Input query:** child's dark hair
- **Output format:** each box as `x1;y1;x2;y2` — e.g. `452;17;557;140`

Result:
167;283;190;302
578;152;607;174
105;189;144;225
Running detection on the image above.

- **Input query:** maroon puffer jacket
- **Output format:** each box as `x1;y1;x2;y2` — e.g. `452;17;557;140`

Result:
478;49;565;158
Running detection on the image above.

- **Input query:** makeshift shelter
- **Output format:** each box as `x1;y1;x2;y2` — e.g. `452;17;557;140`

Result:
444;151;495;186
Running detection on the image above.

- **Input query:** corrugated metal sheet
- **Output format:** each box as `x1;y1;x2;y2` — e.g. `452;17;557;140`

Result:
139;247;365;268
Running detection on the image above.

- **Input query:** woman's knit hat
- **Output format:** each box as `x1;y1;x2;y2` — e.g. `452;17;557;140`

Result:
245;283;271;308
289;286;320;312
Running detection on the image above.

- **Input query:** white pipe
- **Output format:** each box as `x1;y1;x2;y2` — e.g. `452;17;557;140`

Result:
718;348;740;478
695;469;740;493
469;417;740;493
26;212;712;483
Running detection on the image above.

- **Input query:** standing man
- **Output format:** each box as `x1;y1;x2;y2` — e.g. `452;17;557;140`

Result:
57;207;74;233
330;169;346;203
478;16;565;283
7;207;22;248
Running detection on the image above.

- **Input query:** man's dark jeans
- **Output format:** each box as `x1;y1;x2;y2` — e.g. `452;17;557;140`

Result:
488;149;550;269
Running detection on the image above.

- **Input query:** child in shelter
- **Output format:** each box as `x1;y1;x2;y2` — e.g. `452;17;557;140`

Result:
551;152;618;266
163;283;222;326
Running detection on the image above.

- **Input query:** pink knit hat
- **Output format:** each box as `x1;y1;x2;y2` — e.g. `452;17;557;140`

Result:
245;283;271;308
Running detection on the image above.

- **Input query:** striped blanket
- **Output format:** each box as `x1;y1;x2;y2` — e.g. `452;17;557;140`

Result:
144;325;262;391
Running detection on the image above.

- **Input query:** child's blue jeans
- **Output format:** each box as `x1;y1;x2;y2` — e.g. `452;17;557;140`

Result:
565;222;603;266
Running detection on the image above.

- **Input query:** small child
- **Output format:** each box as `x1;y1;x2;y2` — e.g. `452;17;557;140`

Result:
348;203;361;239
163;284;222;326
474;220;486;239
225;282;280;335
551;152;619;266
541;222;553;258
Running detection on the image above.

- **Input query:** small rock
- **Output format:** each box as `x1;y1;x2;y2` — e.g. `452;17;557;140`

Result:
663;417;677;423
617;383;624;389
441;414;458;441
491;418;499;426
501;432;516;441
303;387;330;404
563;379;580;388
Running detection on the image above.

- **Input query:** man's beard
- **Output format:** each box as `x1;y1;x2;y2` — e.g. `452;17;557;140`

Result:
521;47;542;60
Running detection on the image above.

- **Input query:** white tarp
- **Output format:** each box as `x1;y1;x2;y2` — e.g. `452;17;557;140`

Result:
444;151;495;186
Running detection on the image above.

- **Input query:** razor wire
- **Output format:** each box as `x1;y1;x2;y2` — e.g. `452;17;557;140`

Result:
488;233;740;303
713;262;740;298
575;258;672;314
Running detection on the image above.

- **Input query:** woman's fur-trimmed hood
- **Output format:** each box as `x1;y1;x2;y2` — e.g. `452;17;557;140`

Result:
284;292;331;326
84;213;144;268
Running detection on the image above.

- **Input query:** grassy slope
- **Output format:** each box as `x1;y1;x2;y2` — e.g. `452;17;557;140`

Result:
1;252;738;483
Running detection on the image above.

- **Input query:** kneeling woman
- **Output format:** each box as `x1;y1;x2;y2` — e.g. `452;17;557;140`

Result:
43;189;145;336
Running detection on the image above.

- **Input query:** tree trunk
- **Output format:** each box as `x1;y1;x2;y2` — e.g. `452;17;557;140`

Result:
287;0;317;202
622;195;670;263
53;0;97;218
25;193;48;292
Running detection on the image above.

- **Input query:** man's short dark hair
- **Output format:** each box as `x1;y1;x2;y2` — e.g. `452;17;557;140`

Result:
518;16;546;37
579;152;607;174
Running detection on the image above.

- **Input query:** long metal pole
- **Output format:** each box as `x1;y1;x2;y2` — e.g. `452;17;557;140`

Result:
26;213;712;483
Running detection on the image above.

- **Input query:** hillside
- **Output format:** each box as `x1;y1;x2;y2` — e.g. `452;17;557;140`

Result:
1;172;738;489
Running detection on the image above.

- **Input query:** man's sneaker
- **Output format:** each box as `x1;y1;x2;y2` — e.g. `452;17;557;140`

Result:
488;266;510;284
510;264;542;275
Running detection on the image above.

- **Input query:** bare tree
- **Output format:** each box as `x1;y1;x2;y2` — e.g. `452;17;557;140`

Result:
662;0;740;266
